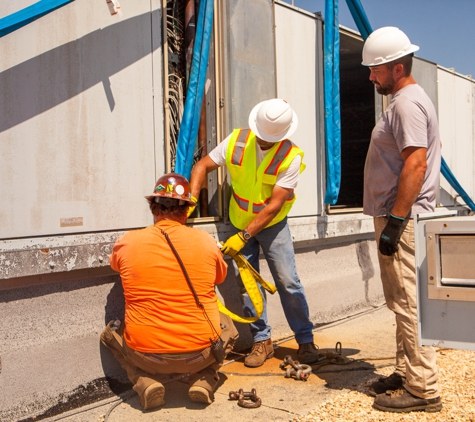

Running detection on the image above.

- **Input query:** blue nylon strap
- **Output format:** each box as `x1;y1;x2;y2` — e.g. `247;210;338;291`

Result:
0;0;74;38
441;157;475;211
323;0;341;205
175;0;214;180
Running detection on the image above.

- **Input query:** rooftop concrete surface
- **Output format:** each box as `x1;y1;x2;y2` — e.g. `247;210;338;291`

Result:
46;304;397;422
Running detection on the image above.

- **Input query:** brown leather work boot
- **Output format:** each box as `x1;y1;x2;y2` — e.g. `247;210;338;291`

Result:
244;339;274;368
373;388;442;413
297;342;320;364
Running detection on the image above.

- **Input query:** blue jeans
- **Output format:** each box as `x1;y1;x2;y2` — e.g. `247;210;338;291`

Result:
229;218;314;344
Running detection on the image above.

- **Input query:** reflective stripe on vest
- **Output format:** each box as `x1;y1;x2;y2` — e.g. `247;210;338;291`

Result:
231;129;251;166
232;191;249;211
264;140;293;175
251;193;295;214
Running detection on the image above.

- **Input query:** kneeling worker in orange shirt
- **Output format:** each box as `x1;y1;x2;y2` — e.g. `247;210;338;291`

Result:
101;173;239;410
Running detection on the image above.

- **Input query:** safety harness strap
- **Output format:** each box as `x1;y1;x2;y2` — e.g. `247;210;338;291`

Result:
217;252;277;324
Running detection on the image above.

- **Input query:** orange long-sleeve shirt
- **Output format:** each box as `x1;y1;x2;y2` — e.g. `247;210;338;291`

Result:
110;220;227;354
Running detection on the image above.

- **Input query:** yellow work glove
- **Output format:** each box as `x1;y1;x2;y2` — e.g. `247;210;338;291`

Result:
187;196;198;218
220;232;247;257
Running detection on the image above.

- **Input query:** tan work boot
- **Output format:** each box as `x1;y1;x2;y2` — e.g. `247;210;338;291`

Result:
244;339;274;367
297;342;320;364
188;385;213;404
140;382;165;410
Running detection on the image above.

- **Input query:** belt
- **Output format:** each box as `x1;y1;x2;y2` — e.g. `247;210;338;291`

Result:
136;347;211;366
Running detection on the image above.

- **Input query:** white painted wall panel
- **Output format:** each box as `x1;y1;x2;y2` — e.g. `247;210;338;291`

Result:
0;0;163;238
274;5;323;217
437;68;475;207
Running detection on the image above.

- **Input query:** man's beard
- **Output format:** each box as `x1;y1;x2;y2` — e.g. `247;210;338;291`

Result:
374;75;395;96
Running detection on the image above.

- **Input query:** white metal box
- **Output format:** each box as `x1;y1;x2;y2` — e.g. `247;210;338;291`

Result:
416;212;475;350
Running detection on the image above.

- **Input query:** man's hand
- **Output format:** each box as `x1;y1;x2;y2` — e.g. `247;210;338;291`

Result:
186;196;198;218
220;232;247;257
379;214;405;256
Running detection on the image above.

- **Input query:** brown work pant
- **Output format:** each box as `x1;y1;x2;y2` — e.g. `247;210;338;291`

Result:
374;217;439;399
100;313;238;398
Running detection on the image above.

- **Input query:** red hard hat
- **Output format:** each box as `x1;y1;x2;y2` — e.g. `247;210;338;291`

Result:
145;173;196;205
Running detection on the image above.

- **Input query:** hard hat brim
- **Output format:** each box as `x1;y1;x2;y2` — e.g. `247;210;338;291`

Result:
144;194;196;205
248;100;299;143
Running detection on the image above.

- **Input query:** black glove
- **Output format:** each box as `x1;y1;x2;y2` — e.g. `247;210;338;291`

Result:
379;214;405;256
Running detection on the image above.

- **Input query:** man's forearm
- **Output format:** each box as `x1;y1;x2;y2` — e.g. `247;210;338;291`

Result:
189;156;220;199
243;186;293;236
391;167;425;217
244;206;281;237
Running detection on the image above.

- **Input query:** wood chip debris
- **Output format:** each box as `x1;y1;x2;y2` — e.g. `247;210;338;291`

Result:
291;348;475;422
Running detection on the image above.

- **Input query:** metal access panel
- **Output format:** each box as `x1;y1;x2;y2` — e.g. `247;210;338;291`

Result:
274;3;323;217
412;57;438;111
437;67;475;208
0;0;163;239
415;213;475;350
222;0;276;133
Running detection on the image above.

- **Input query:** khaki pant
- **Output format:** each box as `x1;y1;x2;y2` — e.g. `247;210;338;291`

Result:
374;217;439;399
100;313;239;398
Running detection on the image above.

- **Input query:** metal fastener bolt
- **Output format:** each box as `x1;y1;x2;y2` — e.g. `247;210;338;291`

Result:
49;262;55;269
98;256;104;263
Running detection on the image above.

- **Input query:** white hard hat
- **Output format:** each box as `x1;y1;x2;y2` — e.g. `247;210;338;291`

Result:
362;26;419;66
248;99;298;143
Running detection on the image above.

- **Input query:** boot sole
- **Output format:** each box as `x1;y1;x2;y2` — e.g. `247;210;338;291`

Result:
189;386;213;404
373;402;442;413
142;383;165;410
244;351;274;368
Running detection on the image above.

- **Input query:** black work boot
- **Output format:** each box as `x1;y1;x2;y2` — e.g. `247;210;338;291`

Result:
373;388;442;413
244;339;274;367
368;372;405;397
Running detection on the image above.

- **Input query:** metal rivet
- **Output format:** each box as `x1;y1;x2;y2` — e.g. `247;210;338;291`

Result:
98;256;104;263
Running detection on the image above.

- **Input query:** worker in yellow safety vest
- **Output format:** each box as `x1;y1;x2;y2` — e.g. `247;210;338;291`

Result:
190;99;320;368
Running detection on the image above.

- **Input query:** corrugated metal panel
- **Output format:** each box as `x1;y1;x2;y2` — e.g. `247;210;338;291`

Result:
223;0;276;133
437;67;475;207
274;4;323;217
0;0;163;239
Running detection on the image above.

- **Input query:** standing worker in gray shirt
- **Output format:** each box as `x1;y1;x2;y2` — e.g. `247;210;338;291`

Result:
361;27;442;413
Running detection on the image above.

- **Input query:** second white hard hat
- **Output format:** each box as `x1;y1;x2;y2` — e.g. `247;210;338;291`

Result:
248;99;298;143
362;26;419;67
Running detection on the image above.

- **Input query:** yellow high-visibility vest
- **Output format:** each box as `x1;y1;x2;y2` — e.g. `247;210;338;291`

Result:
225;129;306;230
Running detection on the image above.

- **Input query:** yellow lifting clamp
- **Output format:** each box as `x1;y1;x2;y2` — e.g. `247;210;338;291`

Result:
217;251;277;324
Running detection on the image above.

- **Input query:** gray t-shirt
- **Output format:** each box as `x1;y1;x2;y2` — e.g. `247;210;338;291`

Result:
363;84;441;217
